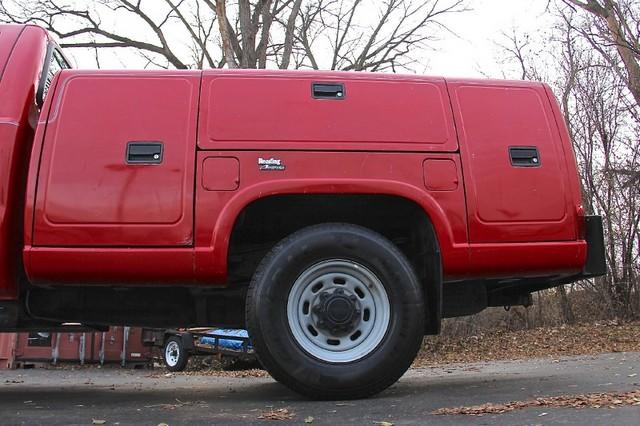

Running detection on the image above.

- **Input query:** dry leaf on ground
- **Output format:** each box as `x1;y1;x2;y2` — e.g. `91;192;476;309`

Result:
432;389;640;416
415;322;640;367
257;408;295;420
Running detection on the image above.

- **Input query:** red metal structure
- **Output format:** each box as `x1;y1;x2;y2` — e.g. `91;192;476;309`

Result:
0;24;606;399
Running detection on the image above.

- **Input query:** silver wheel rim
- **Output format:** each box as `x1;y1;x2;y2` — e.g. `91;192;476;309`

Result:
287;259;391;363
165;341;180;367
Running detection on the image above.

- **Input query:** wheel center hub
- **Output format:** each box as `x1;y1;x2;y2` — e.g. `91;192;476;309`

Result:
327;298;352;323
314;289;361;334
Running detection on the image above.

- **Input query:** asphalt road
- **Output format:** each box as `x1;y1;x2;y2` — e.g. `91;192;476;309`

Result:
0;352;639;425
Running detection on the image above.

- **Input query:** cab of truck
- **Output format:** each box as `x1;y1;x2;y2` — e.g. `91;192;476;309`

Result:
0;25;71;327
1;26;46;299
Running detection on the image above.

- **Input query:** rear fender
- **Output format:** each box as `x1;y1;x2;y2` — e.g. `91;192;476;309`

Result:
196;178;462;282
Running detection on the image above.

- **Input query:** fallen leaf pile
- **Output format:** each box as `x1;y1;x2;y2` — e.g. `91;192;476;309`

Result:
414;321;640;367
147;356;269;378
432;389;640;416
147;368;269;379
257;408;294;420
185;368;269;378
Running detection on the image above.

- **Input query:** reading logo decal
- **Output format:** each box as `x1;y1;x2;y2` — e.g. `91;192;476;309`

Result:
258;157;285;171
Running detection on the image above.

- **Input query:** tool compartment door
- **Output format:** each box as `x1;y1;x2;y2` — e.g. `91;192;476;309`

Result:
33;71;199;246
198;72;458;152
450;81;577;243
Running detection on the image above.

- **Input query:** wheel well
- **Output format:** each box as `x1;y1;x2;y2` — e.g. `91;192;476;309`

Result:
228;194;442;334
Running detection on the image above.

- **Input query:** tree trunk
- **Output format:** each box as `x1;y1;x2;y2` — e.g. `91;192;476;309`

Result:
216;0;238;68
556;285;575;324
280;0;303;69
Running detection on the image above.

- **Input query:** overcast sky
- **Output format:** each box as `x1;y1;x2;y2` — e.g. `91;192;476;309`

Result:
66;0;553;79
426;0;552;78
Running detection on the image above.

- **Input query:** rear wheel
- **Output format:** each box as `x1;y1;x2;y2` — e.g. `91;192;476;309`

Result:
246;223;425;399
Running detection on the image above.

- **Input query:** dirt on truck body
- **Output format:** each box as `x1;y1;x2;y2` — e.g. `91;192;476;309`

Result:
0;24;605;399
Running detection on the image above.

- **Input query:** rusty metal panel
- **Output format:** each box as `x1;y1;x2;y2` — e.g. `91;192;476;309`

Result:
5;327;152;366
14;332;52;362
92;327;152;365
52;332;80;361
0;333;16;369
125;327;152;363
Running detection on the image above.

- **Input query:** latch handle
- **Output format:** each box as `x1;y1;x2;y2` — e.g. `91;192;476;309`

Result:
126;142;163;164
312;83;345;99
509;146;540;167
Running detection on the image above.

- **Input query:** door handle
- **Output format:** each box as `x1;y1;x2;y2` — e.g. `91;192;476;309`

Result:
312;82;345;99
126;142;163;164
509;146;540;167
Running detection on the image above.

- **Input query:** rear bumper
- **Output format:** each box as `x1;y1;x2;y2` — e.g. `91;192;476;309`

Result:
577;215;607;279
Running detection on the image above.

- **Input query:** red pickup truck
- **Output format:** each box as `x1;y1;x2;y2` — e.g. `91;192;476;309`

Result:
0;25;605;399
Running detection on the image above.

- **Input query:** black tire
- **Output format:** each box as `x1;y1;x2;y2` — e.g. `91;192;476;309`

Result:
246;223;425;400
163;336;189;372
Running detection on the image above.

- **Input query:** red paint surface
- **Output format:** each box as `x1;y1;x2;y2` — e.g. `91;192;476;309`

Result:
32;71;199;246
448;80;579;243
457;86;565;223
0;29;588;294
199;71;458;152
0;25;49;299
26;247;195;284
423;159;459;191
194;151;471;282
202;157;240;191
0;26;24;77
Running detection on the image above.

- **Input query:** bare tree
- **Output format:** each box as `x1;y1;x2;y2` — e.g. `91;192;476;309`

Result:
293;0;468;71
562;0;640;106
0;0;468;71
211;0;305;68
498;4;640;321
214;0;237;67
561;0;640;187
0;0;220;69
